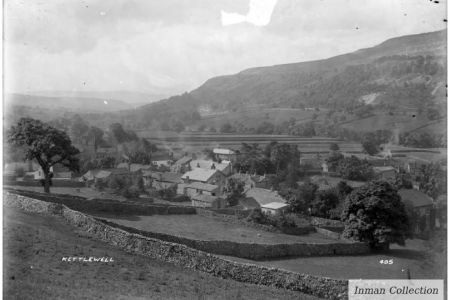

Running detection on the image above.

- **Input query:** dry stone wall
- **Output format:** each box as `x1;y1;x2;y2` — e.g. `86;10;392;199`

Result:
97;219;368;259
4;191;354;300
5;188;196;215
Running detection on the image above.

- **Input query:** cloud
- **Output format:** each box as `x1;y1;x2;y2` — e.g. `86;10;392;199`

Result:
4;0;447;97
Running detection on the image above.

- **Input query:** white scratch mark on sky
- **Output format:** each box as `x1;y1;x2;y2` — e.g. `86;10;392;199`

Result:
221;0;278;26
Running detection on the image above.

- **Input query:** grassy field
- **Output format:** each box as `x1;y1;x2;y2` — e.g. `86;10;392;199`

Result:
4;207;322;300
93;214;335;244
137;130;446;157
223;235;447;280
194;108;322;129
137;131;363;153
409;119;447;135
340;113;444;134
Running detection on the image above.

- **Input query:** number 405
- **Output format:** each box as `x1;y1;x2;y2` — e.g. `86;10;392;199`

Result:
379;259;394;264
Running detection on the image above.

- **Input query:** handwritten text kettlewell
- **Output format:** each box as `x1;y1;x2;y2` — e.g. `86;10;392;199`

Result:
61;256;114;263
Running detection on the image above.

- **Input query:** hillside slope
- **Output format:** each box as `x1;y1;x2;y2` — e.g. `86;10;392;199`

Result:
7;30;446;141
119;29;445;134
189;29;446;111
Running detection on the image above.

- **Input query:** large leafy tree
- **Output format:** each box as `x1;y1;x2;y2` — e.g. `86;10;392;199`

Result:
70;114;89;137
8;118;80;193
312;188;340;218
127;151;152;164
109;123;138;144
361;133;380;156
341;181;409;249
415;161;447;199
270;143;300;173
235;143;274;175
86;126;105;150
337;156;374;181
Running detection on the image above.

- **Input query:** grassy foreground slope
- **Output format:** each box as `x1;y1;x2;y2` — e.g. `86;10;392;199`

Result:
3;207;321;300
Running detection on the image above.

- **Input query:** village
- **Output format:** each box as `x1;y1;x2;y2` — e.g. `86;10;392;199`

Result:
4;128;446;239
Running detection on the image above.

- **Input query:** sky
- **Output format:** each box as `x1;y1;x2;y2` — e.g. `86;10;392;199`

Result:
4;0;447;98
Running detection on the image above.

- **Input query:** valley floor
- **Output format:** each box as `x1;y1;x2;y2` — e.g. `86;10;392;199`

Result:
3;207;322;300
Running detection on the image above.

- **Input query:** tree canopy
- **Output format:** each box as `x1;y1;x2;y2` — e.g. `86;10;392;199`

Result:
337;156;374;181
341;181;409;248
8;118;80;193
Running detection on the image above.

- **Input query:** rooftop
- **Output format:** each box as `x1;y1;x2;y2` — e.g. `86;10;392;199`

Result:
189;159;230;172
181;168;219;182
143;171;182;183
129;164;152;172
238;197;260;209
213;148;235;155
174;156;192;165
261;202;289;210
373;166;396;172
245;188;286;206
230;173;267;183
398;189;434;208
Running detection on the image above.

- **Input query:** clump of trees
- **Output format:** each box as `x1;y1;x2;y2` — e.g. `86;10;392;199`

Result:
220;122;235;133
107;175;145;199
326;153;374;181
225;177;245;206
234;142;300;179
361;130;392;155
414;161;447;199
283;180;354;220
246;210;296;229
399;132;446;148
337;156;374;181
341;181;410;249
329;143;340;151
109;123;139;144
282;182;318;214
82;156;117;173
8;118;80;193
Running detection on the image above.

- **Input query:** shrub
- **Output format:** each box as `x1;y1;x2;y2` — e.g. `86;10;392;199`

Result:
172;195;191;202
157;186;176;199
311;188;340;218
121;185;140;199
246;210;296;229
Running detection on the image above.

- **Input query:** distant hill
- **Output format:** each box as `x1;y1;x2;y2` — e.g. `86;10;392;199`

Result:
6;30;446;144
5;93;133;113
29;90;170;106
188;29;446;111
105;29;446;136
